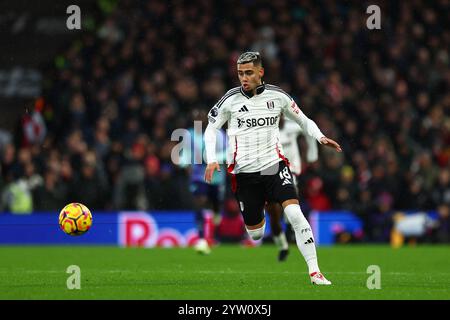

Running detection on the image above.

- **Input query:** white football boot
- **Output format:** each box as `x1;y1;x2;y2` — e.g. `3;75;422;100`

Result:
310;272;332;285
194;238;211;255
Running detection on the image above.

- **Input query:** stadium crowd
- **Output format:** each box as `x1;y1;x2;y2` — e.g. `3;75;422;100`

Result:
0;0;448;242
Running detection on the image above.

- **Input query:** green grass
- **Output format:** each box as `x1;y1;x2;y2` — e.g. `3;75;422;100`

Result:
0;245;448;299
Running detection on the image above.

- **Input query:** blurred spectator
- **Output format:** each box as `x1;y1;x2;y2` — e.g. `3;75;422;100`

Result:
1;177;34;214
433;204;449;243
144;154;164;209
368;192;395;242
304;177;332;211
412;152;439;194
216;198;246;243
321;151;343;201
113;142;148;210
334;165;358;210
0;129;12;152
68;151;109;210
403;177;435;210
33;170;67;211
431;168;450;207
19;101;47;148
252;26;278;63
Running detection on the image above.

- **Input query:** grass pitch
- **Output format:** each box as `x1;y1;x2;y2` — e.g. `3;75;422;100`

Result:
0;245;448;300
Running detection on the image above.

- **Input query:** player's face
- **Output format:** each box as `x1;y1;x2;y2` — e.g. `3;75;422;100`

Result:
237;62;264;91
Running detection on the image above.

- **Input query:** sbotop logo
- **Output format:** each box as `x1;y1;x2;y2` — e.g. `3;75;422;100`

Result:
237;116;278;129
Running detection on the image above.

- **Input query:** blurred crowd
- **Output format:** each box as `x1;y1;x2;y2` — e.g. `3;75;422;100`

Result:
0;0;448;242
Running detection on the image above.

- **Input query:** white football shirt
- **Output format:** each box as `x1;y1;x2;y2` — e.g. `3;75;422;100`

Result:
205;83;324;174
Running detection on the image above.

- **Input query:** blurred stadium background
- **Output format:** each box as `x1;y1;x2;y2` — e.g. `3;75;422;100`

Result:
0;0;448;299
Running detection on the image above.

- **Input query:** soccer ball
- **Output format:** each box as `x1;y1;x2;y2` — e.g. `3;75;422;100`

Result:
59;203;93;236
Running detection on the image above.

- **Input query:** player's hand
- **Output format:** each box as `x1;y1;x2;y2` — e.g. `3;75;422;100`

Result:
204;162;221;184
320;137;342;152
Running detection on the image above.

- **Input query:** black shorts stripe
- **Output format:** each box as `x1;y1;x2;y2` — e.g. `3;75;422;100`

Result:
216;87;240;108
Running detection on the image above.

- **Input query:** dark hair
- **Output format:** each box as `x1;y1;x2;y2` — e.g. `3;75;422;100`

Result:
237;51;262;66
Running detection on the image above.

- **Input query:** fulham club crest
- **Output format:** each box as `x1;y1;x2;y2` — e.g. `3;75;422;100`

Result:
266;100;275;110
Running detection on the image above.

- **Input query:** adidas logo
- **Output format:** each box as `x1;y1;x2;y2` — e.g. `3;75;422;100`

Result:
304;237;314;244
238;105;249;112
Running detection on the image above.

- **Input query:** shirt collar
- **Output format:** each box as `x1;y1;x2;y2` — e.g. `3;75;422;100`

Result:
240;82;266;98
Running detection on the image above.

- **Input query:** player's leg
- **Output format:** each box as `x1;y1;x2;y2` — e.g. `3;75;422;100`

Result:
281;199;330;285
270;161;331;285
234;173;267;241
283;174;299;243
265;202;289;261
245;218;266;241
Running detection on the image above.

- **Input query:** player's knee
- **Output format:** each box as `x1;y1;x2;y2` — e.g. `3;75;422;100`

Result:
246;223;265;241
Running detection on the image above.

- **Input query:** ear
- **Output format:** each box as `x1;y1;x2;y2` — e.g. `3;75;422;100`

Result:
259;67;264;78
